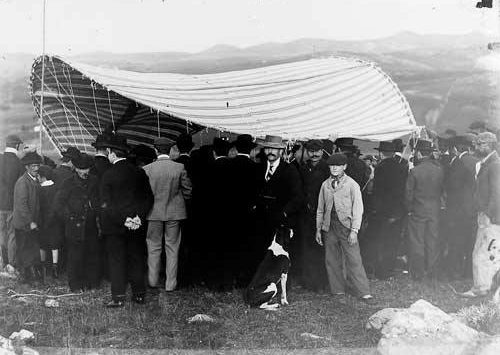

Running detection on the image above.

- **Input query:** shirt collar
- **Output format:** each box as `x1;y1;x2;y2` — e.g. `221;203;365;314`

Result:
237;153;250;158
95;152;107;158
4;147;18;154
157;154;169;159
41;180;54;186
267;158;280;170
215;156;226;160
459;151;467;159
113;157;127;165
394;152;402;157
27;172;37;181
481;151;496;164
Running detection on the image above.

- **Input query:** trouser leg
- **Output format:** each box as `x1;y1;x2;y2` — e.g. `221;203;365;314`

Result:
425;215;440;277
408;215;426;279
66;240;84;291
376;217;400;278
84;233;101;289
106;233;127;300
127;229;146;296
339;233;371;296
0;211;9;266
164;220;181;291
5;212;16;267
146;221;163;287
324;229;346;294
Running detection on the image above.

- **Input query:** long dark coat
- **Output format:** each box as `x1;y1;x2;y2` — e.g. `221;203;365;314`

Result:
373;156;408;218
474;151;500;224
52;165;74;186
39;182;64;249
90;155;112;182
0;151;24;211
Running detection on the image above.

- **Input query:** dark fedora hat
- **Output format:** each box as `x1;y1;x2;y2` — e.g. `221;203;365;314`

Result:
415;140;436;152
92;134;112;149
304;139;323;151
21;151;43;165
334;137;355;147
38;165;54;180
72;153;94;169
130;144;157;164
260;135;286;149
392;139;404;152
374;141;395;152
176;133;194;151
234;134;257;151
5;134;23;145
326;153;348;166
153;136;171;147
61;146;81;160
101;134;130;153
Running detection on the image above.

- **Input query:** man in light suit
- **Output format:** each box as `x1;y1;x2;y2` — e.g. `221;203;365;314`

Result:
143;137;192;291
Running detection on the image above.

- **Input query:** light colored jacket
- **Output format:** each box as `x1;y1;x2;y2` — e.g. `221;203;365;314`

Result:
143;157;192;221
12;172;40;230
316;174;363;232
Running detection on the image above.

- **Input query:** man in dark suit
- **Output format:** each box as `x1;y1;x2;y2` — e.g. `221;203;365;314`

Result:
90;134;112;181
100;135;154;307
255;135;303;271
298;139;330;291
13;152;43;282
444;136;477;279
371;141;408;279
0;134;24;269
405;140;444;280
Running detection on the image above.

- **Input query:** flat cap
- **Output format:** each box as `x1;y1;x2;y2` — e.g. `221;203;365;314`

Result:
304;139;323;151
326;153;348;166
5;134;23;145
153;137;171;147
21;151;43;165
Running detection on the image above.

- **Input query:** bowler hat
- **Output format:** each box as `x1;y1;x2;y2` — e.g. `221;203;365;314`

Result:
61;146;81;160
392;139;404;152
92;134;111;149
72;153;94;169
334;137;355;148
153;137;171;147
101;134;130;153
213;137;230;155
233;134;257;152
5;134;23;145
374;141;395;152
326;153;348;166
260;135;286;149
130;144;157;163
415;140;436;152
304;139;323;151
21;151;43;165
176;133;194;151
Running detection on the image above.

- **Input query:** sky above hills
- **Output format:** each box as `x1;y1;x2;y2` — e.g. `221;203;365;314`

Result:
0;0;498;55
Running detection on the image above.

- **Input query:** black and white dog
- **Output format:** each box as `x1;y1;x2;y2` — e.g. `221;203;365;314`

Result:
244;226;292;310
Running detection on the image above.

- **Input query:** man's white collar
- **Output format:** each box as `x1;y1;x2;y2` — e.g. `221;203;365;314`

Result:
237;153;250;158
4;147;18;154
157;154;169;159
113;157;127;164
41;180;54;187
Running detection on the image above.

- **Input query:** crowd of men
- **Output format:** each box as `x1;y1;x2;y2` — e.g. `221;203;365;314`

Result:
0;119;499;307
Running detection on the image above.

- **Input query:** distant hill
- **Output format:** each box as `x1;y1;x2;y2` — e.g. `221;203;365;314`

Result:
1;31;498;146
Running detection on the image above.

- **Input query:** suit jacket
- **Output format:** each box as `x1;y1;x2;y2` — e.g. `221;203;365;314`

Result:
445;154;474;215
90;155;112;181
474;151;500;224
228;155;259;214
143;157;192;221
405;158;444;218
100;159;154;235
256;159;303;227
0;151;24;210
53;165;74;186
346;155;370;189
299;159;330;213
12;172;40;230
373;156;408;218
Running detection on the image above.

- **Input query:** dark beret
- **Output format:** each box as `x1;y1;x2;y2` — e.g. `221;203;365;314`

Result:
326;153;348;166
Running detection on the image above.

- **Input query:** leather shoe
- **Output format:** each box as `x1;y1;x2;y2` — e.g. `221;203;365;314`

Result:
105;299;125;308
132;295;145;304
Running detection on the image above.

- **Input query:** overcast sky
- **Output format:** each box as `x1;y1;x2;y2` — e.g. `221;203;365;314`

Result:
0;0;498;55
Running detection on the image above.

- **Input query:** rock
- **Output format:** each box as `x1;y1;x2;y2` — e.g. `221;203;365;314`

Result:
300;332;331;340
377;299;481;355
366;307;404;330
0;335;38;355
187;314;215;323
476;335;500;355
9;329;34;343
44;299;59;308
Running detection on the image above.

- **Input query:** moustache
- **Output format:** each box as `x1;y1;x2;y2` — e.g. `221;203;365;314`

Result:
266;153;276;157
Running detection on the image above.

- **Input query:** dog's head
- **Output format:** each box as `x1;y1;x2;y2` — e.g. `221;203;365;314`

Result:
274;225;293;251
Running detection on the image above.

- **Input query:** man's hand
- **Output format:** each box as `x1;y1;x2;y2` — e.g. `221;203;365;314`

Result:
347;231;358;246
29;222;37;230
315;230;323;246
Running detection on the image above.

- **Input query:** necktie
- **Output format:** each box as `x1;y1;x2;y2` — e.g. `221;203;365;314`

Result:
266;165;274;181
331;177;339;189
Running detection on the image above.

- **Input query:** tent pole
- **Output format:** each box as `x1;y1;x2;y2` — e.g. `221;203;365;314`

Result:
39;0;47;153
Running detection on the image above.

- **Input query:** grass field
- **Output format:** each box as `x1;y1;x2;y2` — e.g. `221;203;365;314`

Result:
0;273;490;351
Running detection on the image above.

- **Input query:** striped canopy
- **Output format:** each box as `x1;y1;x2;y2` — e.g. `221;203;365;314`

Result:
30;55;417;153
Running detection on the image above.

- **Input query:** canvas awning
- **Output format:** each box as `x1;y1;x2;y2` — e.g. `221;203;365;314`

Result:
31;55;417;153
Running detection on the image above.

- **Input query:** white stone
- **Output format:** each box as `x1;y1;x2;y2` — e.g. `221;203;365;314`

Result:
9;329;34;342
476;335;500;355
187;314;215;323
44;299;59;308
0;335;38;355
366;307;404;330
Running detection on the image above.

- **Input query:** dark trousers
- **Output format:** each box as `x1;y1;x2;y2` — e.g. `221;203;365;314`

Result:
105;230;146;300
15;229;40;270
445;210;476;278
373;216;403;279
408;213;439;279
66;234;101;291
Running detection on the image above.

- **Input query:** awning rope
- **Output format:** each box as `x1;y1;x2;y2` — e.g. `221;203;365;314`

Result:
91;82;102;134
107;90;116;132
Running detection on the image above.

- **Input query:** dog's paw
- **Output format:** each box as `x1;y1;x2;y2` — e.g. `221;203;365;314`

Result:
280;298;289;306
